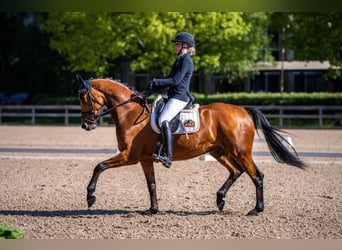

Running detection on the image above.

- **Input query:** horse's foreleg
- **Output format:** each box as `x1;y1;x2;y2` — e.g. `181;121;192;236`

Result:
87;153;129;208
87;162;107;208
140;161;158;214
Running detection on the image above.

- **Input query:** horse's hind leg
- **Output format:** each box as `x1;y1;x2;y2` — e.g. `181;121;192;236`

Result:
235;154;264;216
212;153;244;211
248;161;264;216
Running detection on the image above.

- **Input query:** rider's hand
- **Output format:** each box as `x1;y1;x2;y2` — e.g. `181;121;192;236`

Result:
145;79;154;97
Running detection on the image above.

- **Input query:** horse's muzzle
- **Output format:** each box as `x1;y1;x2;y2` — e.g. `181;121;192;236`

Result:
81;119;97;131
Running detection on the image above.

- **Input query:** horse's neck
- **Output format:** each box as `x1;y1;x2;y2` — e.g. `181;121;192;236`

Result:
112;98;150;151
99;82;131;104
99;82;147;126
92;80;130;108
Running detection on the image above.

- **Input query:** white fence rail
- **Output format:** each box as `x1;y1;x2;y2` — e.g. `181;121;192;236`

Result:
0;105;81;125
0;105;341;127
246;105;342;127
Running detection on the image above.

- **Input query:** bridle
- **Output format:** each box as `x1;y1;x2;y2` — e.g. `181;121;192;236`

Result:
78;86;150;123
78;88;100;118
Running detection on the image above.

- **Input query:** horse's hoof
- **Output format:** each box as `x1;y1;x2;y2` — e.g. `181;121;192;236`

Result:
87;195;96;208
217;200;225;211
140;208;158;215
247;207;262;216
149;207;159;214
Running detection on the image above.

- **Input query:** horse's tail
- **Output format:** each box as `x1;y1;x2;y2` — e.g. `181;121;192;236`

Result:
245;107;305;169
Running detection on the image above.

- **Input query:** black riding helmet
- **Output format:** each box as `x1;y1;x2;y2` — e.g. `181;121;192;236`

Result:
171;32;195;48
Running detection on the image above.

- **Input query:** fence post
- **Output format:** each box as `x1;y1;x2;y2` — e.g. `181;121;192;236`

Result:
279;107;283;127
65;107;68;125
32;107;35;124
319;107;323;127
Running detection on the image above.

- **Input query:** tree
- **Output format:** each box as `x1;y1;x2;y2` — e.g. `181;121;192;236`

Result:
40;12;271;82
190;12;271;80
0;13;73;96
269;12;342;79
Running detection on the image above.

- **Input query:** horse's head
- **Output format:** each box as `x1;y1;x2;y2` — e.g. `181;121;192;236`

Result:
76;74;104;131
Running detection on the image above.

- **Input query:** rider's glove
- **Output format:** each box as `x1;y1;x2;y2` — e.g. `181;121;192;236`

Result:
144;79;155;97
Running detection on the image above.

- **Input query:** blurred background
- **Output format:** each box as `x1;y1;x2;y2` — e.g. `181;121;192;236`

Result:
1;13;341;100
0;12;341;127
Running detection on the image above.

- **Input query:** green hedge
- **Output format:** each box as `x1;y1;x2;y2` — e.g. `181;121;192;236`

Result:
31;92;342;106
193;92;342;106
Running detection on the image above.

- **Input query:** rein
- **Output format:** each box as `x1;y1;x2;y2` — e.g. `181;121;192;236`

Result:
80;88;150;120
96;94;141;119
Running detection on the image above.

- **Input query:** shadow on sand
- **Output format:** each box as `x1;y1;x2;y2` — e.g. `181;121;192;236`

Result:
0;209;234;218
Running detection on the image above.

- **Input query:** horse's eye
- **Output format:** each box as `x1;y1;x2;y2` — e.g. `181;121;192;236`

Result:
78;92;88;104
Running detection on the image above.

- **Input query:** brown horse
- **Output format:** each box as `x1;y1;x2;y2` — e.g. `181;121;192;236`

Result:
77;75;305;216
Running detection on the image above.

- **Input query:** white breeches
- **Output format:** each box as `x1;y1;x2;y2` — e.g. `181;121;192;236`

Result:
158;98;188;127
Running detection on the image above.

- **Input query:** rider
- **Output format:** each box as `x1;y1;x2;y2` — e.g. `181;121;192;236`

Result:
147;32;195;168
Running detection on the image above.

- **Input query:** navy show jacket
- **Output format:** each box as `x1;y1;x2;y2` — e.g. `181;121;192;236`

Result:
152;53;194;102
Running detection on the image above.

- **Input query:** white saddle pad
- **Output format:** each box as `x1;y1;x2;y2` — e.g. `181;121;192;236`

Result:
150;95;200;135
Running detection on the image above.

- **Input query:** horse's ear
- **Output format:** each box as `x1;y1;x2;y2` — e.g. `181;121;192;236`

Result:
76;74;86;90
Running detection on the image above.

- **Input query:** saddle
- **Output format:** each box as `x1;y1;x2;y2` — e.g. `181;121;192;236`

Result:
150;95;200;135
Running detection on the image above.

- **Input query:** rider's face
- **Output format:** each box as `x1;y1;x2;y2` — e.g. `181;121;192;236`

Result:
174;42;182;55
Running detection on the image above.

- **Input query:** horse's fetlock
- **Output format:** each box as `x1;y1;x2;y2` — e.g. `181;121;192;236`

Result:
216;190;226;211
87;186;95;194
257;205;264;212
217;190;225;199
94;163;106;173
95;163;104;171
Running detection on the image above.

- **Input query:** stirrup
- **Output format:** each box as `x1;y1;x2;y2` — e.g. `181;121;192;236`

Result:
153;153;172;168
160;156;172;168
152;153;160;162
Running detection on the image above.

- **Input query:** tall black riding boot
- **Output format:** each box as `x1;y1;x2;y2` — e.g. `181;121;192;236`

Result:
158;120;173;168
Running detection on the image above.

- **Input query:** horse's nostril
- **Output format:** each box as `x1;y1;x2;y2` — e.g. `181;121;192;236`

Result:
82;122;88;130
